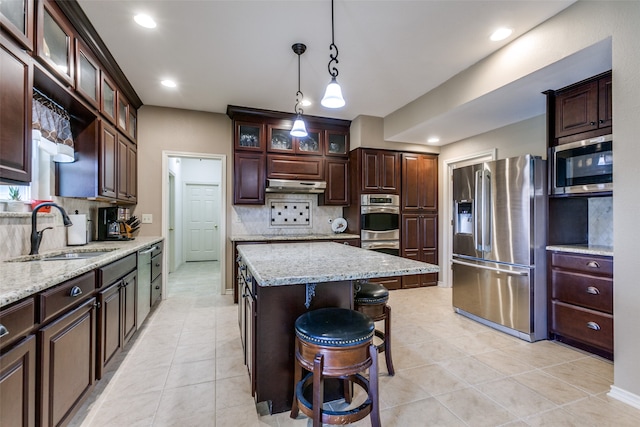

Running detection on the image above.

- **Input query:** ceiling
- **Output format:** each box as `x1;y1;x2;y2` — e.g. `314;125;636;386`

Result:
76;0;610;146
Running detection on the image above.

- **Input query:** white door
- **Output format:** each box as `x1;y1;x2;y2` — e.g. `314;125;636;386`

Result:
185;183;220;261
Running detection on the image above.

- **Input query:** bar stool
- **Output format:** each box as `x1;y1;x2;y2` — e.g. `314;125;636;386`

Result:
290;307;381;427
354;281;395;375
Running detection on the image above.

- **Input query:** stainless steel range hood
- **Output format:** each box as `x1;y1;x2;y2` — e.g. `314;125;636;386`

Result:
266;179;327;194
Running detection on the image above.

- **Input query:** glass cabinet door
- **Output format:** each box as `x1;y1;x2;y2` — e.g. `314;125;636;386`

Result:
325;130;349;156
235;122;265;152
38;1;74;86
268;126;293;153
101;74;116;124
75;41;99;108
117;94;129;133
296;129;322;155
0;0;34;50
128;109;137;141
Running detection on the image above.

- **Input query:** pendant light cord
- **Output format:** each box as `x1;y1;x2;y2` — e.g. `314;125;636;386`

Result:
295;48;304;115
328;0;339;78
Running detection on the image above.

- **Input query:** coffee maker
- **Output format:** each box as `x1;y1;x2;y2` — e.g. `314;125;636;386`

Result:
97;207;132;241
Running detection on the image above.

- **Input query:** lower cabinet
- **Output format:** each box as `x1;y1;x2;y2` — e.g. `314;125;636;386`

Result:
97;264;137;379
0;335;36;427
548;251;613;359
401;213;438;288
39;297;97;427
369;276;402;290
151;250;163;307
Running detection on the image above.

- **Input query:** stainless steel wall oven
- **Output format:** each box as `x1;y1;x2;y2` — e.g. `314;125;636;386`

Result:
360;194;400;256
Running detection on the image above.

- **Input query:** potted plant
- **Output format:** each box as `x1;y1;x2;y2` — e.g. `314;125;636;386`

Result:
6;187;29;212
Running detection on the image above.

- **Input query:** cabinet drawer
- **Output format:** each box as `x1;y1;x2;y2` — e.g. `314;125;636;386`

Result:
370;276;401;291
151;274;162;306
0;298;36;350
551;270;613;313
151;254;162;282
39;271;96;323
151;241;163;258
267;154;324;180
98;253;137;287
551;301;613;352
550;252;612;276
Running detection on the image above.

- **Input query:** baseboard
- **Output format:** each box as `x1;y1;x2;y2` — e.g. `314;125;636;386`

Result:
608;385;640;410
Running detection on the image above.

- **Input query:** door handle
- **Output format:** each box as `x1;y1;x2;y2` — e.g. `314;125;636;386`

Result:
451;259;528;276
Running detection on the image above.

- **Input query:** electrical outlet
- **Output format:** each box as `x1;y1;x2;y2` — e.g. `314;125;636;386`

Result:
142;214;153;224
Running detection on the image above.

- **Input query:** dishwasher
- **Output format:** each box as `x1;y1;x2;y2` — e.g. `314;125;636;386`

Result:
137;245;156;326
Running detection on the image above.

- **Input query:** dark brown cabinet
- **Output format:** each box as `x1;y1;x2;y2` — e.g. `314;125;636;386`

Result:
266;154;324;180
548;251;613;359
320;158;349;206
36;0;74;87
99;120;118;199
0;37;32;184
553;71;612;142
74;39;100;109
100;73;117;125
97;282;121;378
401;153;437;211
234;152;266;205
356;149;400;194
39;297;96;427
401;214;437;287
228;106;351;206
0;0;34;51
117;137;137;202
0;335;36;427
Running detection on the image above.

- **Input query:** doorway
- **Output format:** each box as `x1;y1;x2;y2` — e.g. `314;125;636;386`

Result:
162;152;226;295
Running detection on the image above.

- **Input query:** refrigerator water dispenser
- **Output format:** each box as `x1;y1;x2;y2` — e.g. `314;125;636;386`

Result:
456;202;473;235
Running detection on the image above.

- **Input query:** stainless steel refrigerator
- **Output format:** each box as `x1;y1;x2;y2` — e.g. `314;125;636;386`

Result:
452;155;547;342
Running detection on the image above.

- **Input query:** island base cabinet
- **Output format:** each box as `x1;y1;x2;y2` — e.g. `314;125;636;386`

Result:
253;281;353;414
39;297;96;427
0;335;36;427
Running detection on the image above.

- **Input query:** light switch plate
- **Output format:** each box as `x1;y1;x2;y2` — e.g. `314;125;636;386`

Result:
142;214;153;224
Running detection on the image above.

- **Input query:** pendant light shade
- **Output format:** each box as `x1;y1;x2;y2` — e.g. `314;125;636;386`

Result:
290;43;308;138
321;77;345;108
321;0;345;109
290;115;308;137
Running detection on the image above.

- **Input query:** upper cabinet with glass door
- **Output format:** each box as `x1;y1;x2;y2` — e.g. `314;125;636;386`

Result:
75;40;100;109
117;92;129;134
268;124;323;155
325;129;349;156
37;0;74;87
235;121;265;152
101;73;117;124
0;0;34;50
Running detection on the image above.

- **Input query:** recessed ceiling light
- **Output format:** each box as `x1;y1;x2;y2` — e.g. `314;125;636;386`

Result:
427;137;440;144
134;13;156;29
490;27;513;41
161;79;177;88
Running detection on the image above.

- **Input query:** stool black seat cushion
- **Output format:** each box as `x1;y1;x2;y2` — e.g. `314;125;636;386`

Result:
354;282;389;305
295;308;374;347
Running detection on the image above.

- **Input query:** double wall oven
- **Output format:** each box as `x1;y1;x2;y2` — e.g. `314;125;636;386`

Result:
360;194;400;256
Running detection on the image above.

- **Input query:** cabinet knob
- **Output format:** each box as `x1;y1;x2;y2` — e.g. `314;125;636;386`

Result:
155;263;161;267
586;321;601;331
586;261;600;269
590;121;596;126
586;286;600;295
599;119;605;124
155;285;160;289
0;324;9;338
94;302;102;309
69;286;83;297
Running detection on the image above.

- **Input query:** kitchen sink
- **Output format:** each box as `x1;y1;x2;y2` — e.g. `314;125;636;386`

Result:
6;249;117;263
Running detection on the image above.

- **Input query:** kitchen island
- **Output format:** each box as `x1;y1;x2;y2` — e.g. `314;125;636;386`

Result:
236;241;438;414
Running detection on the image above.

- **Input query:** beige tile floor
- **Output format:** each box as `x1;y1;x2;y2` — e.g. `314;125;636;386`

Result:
69;261;640;427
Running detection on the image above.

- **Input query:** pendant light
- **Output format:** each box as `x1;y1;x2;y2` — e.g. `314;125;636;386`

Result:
321;0;345;109
290;43;308;138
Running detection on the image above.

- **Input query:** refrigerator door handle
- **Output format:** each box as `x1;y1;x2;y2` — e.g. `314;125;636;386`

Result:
483;170;491;251
451;259;529;276
474;170;483;252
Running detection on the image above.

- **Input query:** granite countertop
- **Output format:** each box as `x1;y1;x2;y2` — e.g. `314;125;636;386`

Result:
236;242;438;287
546;244;613;257
0;237;163;308
230;233;360;242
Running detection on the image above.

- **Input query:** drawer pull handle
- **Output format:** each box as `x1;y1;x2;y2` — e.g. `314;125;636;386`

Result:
0;324;8;338
155;263;161;267
70;286;83;297
586;321;601;331
586;261;600;269
586;286;600;295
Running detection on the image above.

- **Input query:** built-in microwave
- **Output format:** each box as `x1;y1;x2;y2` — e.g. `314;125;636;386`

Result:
551;134;612;195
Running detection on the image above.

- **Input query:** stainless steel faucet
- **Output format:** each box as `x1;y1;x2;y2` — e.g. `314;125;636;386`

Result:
30;203;73;255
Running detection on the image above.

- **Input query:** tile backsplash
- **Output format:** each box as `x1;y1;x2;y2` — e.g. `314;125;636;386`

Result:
232;194;344;236
0;197;112;261
588;196;613;247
